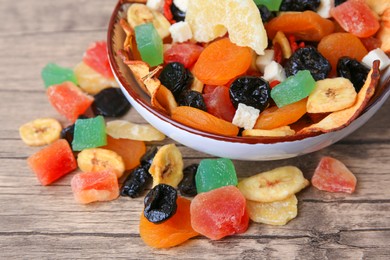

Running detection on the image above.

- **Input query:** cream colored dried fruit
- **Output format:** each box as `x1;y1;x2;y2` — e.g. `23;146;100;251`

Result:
106;120;165;141
237;166;309;203
77;148;125;178
242;126;295;137
149;144;184;188
246;195;298;226
19;118;62;146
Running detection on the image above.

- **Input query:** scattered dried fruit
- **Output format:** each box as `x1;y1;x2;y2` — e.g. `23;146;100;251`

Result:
106;120;165;141
19;118;62;146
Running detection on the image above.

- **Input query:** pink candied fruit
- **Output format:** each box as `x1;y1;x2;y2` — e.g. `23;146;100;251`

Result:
71;170;119;204
83;41;114;79
27;139;77;186
164;43;204;68
190;185;249;240
47;81;93;122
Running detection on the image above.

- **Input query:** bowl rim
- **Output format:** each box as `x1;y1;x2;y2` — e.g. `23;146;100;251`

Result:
107;0;390;145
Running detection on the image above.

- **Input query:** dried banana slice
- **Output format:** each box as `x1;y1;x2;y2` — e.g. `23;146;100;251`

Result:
19;118;62;146
242;126;295;137
246;195;298;226
273;31;292;59
127;3;171;39
77;148;125;178
307;77;357;113
106;120;165;141
149;144;184;188
237;166;309;203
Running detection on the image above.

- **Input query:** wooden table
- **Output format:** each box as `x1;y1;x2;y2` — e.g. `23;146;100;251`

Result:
1;0;390;259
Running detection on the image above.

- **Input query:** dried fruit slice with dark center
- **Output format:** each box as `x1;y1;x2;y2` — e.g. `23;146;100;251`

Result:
144;184;178;223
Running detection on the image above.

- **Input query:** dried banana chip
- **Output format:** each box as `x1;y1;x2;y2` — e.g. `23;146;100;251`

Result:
237;166;309;203
77;148;125;178
246;195;298;226
149;144;184;188
106;120;165;141
19;118;62;146
242;126;295;137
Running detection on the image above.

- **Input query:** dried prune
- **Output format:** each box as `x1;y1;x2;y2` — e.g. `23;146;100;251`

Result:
178;164;198;197
257;5;275;23
158;62;193;99
280;0;321;12
284;46;331;81
178;90;207;111
229;76;271;111
140;146;158;169
170;3;186;22
120;166;152;198
92;88;131;117
337;57;370;92
335;0;347;6
144;184;178;223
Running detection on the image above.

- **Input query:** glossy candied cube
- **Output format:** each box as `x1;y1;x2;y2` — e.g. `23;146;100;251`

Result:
135;23;163;66
41;63;78;88
72;116;107;151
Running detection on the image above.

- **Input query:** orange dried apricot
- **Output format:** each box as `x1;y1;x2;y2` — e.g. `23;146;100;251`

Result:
171;106;239;136
265;11;334;42
254;98;307;130
139;196;199;248
192;38;252;85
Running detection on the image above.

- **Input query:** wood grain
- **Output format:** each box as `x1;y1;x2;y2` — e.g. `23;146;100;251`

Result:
1;0;390;259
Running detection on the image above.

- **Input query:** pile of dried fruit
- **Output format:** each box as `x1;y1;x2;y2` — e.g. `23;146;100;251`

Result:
119;0;389;138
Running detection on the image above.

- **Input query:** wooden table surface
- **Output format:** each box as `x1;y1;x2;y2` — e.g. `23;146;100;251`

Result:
1;0;390;259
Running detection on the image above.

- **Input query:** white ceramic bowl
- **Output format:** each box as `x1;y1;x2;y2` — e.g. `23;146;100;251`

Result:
107;0;390;161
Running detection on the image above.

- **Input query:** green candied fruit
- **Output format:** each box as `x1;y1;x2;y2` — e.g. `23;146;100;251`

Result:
195;158;238;193
253;0;283;11
41;63;78;88
72;116;107;151
134;23;163;67
271;70;316;108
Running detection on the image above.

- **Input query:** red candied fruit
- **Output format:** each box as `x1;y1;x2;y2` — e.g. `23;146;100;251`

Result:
83;41;114;79
27;139;77;185
190;185;249;240
203;85;236;122
164;43;204;68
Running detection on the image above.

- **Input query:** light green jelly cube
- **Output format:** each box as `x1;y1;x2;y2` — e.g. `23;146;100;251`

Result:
135;23;163;67
253;0;283;11
195;158;238;193
271;70;316;108
72;116;107;151
41;63;78;88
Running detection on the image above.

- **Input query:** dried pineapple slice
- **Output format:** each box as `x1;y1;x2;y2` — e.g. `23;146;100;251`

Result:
242;126;295;137
19;118;62;146
106;120;165;141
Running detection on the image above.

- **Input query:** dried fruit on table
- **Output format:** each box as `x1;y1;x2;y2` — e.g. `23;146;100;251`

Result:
91;88;131;117
135;23;164;67
41;63;77;88
307;77;357;113
121;165;152;198
106;120;165;141
312;156;357;193
203;85;236;122
144;184;178;223
190;185;249;240
19;118;62;146
185;0;268;55
77;148;125;178
83;41;114;79
195;158;238;193
149;144;184;188
171;106;239;136
265;11;334;41
72;116;107;151
46;81;93;122
27;139;77;186
74;62;118;95
237;166;309;203
242;126;296;137
140;196;199;248
178;164;198;197
246;195;298;226
71;170;119;204
164;43;204;68
192;38;252;86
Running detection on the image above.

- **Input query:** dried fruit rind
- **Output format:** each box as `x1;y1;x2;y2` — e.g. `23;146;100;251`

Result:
237;166;309;202
149;144;184;188
19;118;62;146
106;120;165;141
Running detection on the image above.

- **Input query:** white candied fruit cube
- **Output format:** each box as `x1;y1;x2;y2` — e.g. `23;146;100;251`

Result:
255;49;274;73
146;0;164;11
362;48;390;70
169;21;193;43
262;61;286;82
317;0;334;18
173;0;189;12
232;103;260;130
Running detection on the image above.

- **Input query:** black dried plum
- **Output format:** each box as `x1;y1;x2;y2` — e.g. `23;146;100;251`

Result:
337;57;370;92
178;164;198;197
144;184;177;223
257;5;275;23
335;0;347;6
229;76;271;111
280;0;321;11
170;2;186;22
284;46;331;81
177;90;207;111
158;62;193;99
92;88;131;117
120;166;152;198
140;146;158;169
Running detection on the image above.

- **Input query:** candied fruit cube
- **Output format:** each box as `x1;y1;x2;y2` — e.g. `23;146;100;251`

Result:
41;63;78;88
72;116;107;151
135;23;163;66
